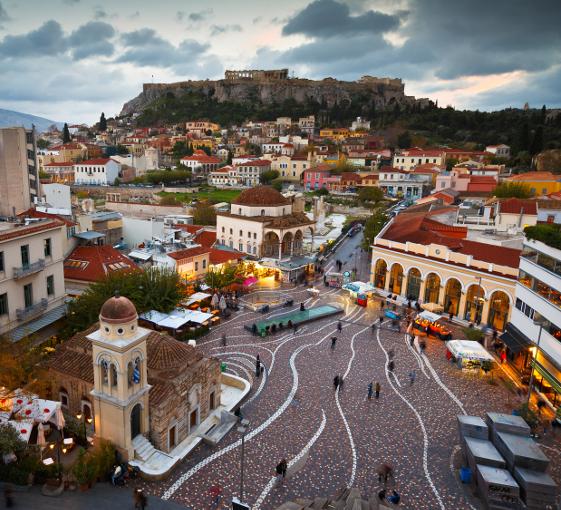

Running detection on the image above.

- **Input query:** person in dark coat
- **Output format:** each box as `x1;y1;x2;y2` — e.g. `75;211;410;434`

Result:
367;382;373;400
331;336;337;350
375;382;380;399
333;375;340;390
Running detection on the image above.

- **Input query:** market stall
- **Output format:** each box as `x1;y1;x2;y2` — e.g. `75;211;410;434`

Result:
445;340;495;370
413;310;452;340
325;272;344;288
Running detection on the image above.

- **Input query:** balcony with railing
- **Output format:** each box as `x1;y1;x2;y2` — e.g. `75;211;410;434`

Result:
16;298;48;321
13;259;45;279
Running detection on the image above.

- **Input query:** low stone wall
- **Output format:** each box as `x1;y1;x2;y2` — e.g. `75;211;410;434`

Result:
104;201;189;217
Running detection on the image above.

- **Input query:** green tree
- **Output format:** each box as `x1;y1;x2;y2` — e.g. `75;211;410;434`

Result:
271;178;283;191
493;182;534;199
205;264;241;291
397;130;412;149
446;158;459;171
172;141;193;160
37;138;49;149
314;187;329;196
358;186;384;204
361;208;388;250
192;200;217;225
260;170;280;184
226;150;233;165
99;112;107;132
62;123;71;143
0;423;26;456
517;122;530;153
530;126;544;155
64;268;184;337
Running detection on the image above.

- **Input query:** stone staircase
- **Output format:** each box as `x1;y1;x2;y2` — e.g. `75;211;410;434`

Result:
132;435;174;472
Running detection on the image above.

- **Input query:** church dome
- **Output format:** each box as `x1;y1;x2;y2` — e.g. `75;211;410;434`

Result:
147;333;203;378
232;186;290;207
99;294;137;324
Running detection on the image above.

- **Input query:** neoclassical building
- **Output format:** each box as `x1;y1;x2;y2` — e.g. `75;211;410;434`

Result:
216;185;315;259
371;211;521;330
48;295;222;462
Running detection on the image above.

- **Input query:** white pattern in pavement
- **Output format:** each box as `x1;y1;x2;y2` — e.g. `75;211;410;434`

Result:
335;324;370;487
376;326;446;510
253;410;327;510
162;322;357;500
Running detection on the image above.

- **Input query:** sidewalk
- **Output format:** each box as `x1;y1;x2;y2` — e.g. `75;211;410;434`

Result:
2;483;189;510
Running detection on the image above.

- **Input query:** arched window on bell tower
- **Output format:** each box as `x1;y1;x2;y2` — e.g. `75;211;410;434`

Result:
110;363;118;387
101;359;109;386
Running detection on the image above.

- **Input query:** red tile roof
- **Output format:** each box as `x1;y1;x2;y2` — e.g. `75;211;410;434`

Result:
0;219;64;243
78;158;112;166
209;248;244;265
499;198;538;215
64;245;139;283
381;212;521;268
18;208;76;226
181;154;221;164
237;160;271;167
508;171;560;182
167;246;210;261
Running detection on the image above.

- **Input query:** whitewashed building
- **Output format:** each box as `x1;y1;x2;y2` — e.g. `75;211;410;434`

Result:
74;158;121;185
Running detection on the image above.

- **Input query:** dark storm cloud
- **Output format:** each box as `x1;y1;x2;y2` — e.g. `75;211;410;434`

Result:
118;28;210;69
401;0;561;79
68;21;115;59
188;8;213;23
283;0;403;38
0;20;67;57
263;0;561;108
210;24;242;36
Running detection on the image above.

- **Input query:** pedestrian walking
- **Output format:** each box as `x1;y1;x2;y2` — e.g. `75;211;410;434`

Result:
379;315;384;327
338;376;344;391
221;333;227;346
134;488;147;510
300;302;305;311
372;323;376;334
255;358;261;377
409;333;415;347
275;459;288;485
367;382;373;400
500;350;507;364
209;485;222;508
337;321;342;333
377;463;394;485
331;336;337;350
333;375;340;390
388;360;395;373
419;340;426;355
375;381;380;399
409;370;416;385
388;348;395;359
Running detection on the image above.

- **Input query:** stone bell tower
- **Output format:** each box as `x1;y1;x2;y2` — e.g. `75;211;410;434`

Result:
88;293;151;460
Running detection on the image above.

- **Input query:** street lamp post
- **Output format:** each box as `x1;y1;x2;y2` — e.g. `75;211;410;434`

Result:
237;418;250;502
526;320;544;405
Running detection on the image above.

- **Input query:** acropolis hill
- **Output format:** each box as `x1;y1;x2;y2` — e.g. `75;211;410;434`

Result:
120;69;429;119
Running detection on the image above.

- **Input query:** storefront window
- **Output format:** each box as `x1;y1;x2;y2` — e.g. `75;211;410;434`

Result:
522;246;561;276
519;270;561;309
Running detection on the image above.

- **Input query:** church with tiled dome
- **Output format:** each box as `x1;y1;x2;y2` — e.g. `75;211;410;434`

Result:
216;185;316;281
46;294;225;468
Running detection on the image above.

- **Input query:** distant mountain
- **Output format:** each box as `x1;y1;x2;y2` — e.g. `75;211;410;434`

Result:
0;108;63;133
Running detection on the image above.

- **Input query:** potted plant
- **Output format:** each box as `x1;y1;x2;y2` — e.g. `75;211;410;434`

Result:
72;448;89;491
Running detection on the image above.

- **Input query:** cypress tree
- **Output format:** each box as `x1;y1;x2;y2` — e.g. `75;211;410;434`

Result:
99;112;107;132
62;123;71;143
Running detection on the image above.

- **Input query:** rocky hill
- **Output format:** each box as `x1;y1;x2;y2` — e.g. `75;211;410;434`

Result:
120;74;431;125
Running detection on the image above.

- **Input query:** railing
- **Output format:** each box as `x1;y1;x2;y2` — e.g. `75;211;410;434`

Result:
16;298;48;321
13;259;45;279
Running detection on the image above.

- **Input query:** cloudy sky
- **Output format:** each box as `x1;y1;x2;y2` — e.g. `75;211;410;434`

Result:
1;0;560;124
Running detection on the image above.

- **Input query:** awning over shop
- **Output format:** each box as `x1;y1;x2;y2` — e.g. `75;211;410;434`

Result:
531;359;561;394
500;324;531;354
446;340;495;362
183;292;211;306
10;302;67;342
128;250;153;262
417;310;442;322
